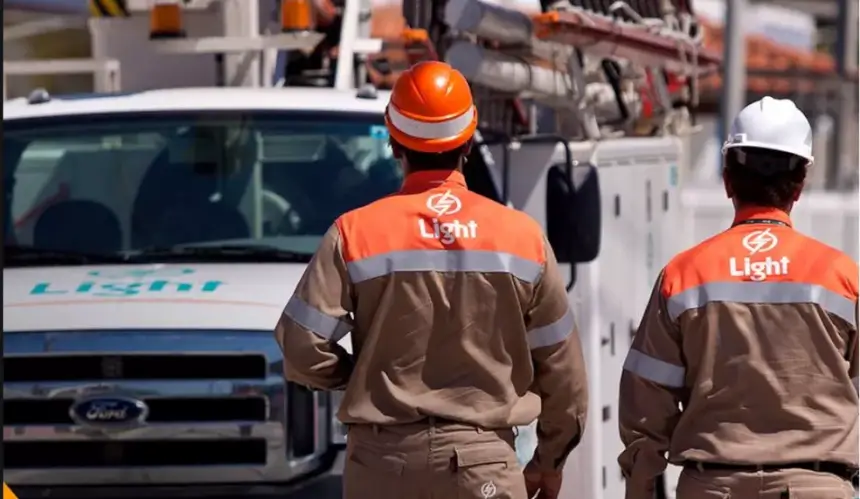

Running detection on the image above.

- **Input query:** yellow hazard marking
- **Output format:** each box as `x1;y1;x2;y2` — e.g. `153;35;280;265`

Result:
3;483;19;499
89;0;130;17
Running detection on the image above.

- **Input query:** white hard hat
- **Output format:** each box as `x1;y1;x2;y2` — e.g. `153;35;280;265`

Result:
721;96;814;164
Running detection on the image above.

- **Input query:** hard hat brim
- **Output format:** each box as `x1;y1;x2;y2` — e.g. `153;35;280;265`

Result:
722;141;814;165
385;107;478;154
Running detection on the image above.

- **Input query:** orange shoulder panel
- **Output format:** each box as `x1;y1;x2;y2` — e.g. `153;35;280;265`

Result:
335;188;546;265
660;230;726;297
823;247;859;300
660;227;857;301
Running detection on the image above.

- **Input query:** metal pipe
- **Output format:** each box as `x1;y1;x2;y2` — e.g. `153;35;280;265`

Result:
533;10;722;74
444;0;533;46
334;0;362;90
828;0;858;190
3;0;88;15
354;0;374;86
3;16;87;42
3;58;123;93
222;0;262;87
445;0;575;67
719;0;747;161
446;42;570;97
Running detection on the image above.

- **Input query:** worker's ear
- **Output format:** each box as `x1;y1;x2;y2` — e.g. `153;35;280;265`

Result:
462;138;473;156
792;167;809;202
389;138;403;160
722;164;734;199
458;139;474;167
792;183;804;202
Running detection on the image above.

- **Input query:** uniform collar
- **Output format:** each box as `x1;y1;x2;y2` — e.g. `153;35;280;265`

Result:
732;206;793;227
400;169;466;194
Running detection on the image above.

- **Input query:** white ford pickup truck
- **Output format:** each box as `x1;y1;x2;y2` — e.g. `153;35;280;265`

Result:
2;86;408;498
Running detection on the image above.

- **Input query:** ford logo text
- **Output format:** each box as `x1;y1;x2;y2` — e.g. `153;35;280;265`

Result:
70;396;149;427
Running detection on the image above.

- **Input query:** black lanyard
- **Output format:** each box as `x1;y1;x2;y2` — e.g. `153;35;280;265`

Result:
732;218;790;228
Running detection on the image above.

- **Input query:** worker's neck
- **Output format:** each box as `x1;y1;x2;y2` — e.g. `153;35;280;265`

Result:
401;168;465;192
732;203;794;226
733;201;792;214
404;165;461;176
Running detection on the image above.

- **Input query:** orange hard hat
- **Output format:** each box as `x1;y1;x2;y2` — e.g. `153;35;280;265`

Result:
385;61;478;154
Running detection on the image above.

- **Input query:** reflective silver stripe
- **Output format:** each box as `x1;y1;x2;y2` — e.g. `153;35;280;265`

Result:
387;105;475;140
346;250;543;284
623;349;686;388
529;308;575;350
283;295;352;342
666;282;856;326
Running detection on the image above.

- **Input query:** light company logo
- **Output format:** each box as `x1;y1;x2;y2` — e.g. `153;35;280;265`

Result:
741;229;778;255
480;481;496;498
729;228;790;281
419;190;478;245
426;190;462;216
30;266;224;297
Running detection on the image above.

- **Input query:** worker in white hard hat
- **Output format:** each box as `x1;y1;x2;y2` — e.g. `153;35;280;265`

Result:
617;96;859;499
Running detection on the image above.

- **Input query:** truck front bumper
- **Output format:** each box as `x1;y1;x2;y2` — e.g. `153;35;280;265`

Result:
11;451;346;499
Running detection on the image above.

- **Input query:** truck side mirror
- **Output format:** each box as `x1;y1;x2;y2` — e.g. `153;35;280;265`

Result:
546;162;601;264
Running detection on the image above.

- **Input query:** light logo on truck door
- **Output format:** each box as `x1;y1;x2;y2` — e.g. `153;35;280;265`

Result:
29;267;225;297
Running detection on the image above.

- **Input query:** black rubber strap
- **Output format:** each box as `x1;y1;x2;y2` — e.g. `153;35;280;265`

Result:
732;218;790;228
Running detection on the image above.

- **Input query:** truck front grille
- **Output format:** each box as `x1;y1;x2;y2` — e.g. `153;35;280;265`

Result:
3;330;327;485
286;383;316;458
5;397;268;425
5;353;267;382
5;439;267;468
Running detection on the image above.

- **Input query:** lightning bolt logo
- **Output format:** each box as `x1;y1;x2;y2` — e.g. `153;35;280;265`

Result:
426;190;462;217
741;228;778;255
480;481;497;498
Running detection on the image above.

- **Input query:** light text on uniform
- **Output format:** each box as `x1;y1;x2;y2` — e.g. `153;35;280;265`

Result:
418;218;479;244
728;256;791;281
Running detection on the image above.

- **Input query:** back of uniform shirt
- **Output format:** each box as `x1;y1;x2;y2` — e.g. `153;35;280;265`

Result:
278;169;588;471
662;220;859;466
334;177;550;427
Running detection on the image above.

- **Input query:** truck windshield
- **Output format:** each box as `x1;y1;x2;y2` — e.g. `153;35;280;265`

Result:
3;110;402;263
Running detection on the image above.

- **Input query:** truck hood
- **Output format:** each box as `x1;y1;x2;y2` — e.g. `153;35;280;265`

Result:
3;263;304;333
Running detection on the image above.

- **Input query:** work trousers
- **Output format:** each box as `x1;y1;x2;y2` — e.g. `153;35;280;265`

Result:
677;467;856;498
343;419;528;499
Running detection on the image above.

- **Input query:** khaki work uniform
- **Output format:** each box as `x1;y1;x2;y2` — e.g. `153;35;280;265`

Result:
275;170;589;499
618;206;859;499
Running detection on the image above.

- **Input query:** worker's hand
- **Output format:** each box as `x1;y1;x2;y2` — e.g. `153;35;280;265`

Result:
524;459;563;499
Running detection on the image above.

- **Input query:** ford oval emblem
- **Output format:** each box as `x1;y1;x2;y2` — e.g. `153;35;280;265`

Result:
70;396;149;428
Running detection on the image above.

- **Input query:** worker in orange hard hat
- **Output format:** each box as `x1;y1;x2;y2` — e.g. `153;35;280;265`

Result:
384;61;478;154
275;60;589;499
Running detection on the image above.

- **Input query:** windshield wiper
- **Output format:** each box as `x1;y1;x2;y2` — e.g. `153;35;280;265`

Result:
130;244;311;263
4;245;129;266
